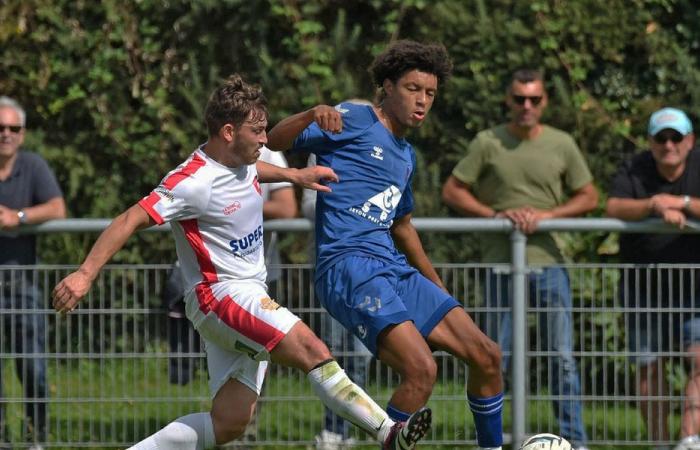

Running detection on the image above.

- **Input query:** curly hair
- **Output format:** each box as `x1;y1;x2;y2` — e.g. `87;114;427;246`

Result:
369;40;453;89
204;74;268;136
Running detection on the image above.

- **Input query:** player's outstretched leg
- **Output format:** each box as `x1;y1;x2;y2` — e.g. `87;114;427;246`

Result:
272;322;431;448
382;407;432;450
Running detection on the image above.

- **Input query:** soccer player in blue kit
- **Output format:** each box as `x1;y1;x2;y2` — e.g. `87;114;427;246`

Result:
268;40;505;450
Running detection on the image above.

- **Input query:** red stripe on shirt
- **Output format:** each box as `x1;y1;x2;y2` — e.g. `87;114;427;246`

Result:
138;152;207;224
195;284;286;351
163;153;206;190
138;192;164;224
181;218;218;284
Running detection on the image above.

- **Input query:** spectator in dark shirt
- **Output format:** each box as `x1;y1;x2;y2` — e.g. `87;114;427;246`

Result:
0;96;66;449
606;107;700;450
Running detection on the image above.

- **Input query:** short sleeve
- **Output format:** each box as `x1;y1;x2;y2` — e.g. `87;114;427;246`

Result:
138;160;212;225
562;137;593;191
30;154;63;203
293;103;373;155
258;147;291;196
451;137;488;186
607;159;636;199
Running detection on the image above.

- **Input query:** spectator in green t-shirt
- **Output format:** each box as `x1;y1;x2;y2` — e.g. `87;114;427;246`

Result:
442;68;598;450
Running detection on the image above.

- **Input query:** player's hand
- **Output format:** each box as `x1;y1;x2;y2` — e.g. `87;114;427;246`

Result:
52;270;92;314
293;166;339;193
0;205;20;229
662;209;687;229
312;105;343;134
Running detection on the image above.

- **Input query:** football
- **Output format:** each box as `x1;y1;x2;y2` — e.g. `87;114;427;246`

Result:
519;433;572;450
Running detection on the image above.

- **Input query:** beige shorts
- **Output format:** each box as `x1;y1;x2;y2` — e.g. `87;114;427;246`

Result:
185;280;300;396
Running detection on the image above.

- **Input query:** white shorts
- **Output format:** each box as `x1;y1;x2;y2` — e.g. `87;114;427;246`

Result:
184;280;301;396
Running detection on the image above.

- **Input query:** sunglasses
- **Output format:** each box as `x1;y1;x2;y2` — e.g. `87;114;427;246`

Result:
0;124;23;133
653;131;684;144
512;95;543;106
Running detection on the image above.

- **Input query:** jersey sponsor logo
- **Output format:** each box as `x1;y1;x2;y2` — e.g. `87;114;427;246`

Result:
348;185;402;226
223;201;241;215
259;297;281;311
229;225;264;256
253;176;262;196
371;146;384;160
155;186;175;202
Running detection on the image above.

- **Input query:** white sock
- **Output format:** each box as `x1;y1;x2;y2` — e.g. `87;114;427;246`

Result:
307;360;393;442
128;412;215;450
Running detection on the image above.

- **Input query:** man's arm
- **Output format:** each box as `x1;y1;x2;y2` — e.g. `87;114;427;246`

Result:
51;204;154;313
390;213;446;292
256;160;338;193
545;182;599;219
442;176;496;217
0;196;66;229
264;186;297;219
266;105;342;151
607;193;692;228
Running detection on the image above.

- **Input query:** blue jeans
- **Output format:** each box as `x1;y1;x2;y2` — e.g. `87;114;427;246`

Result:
0;273;48;443
485;267;587;446
321;313;371;438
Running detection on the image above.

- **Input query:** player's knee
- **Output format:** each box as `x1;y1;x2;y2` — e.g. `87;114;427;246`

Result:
471;337;502;376
404;353;438;388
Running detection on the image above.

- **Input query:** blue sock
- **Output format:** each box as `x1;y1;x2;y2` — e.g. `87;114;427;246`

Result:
386;403;411;422
467;392;503;448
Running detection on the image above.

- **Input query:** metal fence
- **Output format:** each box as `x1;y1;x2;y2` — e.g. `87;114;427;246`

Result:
2;218;699;449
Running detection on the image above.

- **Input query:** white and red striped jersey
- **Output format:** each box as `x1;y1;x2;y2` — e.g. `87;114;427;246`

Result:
138;146;267;294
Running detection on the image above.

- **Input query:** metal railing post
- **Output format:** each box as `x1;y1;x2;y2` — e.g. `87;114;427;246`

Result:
510;229;527;449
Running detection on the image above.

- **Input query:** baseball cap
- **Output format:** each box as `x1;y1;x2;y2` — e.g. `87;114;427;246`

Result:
648;107;693;136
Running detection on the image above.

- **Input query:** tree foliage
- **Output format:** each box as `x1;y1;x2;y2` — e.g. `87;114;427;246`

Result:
1;0;699;263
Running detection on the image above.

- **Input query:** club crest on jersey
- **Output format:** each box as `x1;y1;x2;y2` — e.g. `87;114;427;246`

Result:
253;176;262;196
223;201;241;215
371;146;384;160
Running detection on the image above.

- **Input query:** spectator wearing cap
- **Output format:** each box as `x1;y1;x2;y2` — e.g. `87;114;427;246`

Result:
606;107;700;450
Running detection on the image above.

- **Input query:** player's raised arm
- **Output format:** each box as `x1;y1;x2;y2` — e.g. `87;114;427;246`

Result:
51;204;154;314
267;105;342;151
256;160;338;193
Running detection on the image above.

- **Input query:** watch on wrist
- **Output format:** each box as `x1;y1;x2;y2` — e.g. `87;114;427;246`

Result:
684;195;691;211
17;210;27;225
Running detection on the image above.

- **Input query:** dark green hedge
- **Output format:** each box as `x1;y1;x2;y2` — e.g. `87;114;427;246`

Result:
1;0;698;263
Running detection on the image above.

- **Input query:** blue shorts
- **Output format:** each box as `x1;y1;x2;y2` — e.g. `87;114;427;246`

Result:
315;255;460;355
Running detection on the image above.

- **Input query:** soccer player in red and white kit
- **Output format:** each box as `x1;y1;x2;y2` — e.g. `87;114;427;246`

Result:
51;74;431;450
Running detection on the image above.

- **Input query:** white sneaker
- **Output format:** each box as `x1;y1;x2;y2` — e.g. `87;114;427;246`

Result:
315;430;345;450
28;445;44;450
675;435;700;450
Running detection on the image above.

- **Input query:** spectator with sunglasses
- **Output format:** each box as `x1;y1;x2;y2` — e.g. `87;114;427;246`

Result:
606;107;700;450
0;96;66;449
442;68;596;450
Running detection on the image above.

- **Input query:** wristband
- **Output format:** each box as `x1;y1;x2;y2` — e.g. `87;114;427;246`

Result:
684;195;691;211
17;210;27;225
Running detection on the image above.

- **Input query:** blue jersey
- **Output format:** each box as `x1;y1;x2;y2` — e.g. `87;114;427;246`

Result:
293;103;416;277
